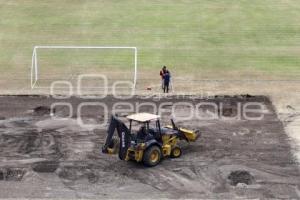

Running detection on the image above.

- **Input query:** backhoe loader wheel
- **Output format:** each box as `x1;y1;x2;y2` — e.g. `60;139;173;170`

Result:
171;146;182;158
143;145;162;167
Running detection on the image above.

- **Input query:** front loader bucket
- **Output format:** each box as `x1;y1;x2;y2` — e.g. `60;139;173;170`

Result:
179;128;199;142
165;124;199;142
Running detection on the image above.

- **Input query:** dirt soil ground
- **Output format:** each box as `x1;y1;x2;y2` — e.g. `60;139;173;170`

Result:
0;95;299;199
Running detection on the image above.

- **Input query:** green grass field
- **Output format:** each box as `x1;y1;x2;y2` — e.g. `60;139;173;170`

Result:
1;0;300;91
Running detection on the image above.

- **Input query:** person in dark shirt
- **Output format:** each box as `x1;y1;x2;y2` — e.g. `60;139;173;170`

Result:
160;66;167;89
163;71;170;93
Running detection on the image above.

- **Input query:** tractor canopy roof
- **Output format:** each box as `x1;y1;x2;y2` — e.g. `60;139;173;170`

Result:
126;113;160;123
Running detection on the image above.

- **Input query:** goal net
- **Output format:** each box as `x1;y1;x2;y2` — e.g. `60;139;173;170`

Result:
30;46;137;93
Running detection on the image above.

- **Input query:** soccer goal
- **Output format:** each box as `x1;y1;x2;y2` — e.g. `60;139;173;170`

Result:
30;46;137;90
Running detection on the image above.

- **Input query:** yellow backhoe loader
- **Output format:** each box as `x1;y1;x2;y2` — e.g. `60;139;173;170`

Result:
102;113;199;167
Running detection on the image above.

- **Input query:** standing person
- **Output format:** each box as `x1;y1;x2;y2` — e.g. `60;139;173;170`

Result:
163;71;170;93
160;66;167;89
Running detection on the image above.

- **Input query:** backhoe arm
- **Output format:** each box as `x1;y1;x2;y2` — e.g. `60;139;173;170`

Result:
102;115;131;160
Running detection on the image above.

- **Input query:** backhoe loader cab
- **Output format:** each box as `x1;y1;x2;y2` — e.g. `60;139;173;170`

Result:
102;113;199;167
127;113;162;140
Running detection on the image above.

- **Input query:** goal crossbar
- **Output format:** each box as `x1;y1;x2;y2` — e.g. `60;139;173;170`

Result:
30;45;138;89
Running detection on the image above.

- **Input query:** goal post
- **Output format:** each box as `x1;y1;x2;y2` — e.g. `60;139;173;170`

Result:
30;46;138;90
